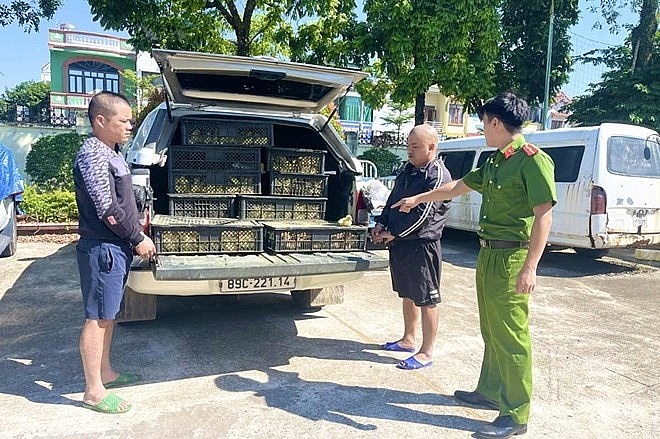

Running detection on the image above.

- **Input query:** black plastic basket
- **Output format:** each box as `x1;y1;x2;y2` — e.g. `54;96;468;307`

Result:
170;146;260;172
171;170;261;194
151;215;262;254
263;221;368;253
181;119;273;146
266;148;326;175
238;195;326;220
168;194;237;218
269;173;328;197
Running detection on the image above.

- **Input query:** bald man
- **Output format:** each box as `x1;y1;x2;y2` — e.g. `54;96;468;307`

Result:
371;124;452;370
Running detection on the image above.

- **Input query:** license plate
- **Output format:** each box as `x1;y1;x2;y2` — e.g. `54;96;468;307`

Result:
220;276;296;293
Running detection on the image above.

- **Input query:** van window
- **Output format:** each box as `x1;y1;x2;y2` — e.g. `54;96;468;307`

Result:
607;136;660;178
543;146;584;182
477;146;584;183
438;151;475;179
477;151;493;168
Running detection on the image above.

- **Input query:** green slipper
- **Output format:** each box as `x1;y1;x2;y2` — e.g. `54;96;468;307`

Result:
82;392;132;414
104;372;141;389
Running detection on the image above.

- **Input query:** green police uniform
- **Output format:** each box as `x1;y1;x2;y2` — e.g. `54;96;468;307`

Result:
462;135;556;424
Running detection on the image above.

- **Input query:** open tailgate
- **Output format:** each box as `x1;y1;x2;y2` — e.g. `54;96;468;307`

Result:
153;251;388;281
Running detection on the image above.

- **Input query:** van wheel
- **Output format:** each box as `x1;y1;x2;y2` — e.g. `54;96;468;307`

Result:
291;286;345;309
574;248;610;259
0;207;17;258
116;287;158;323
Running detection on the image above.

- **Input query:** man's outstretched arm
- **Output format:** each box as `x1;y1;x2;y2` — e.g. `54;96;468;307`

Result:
392;179;472;212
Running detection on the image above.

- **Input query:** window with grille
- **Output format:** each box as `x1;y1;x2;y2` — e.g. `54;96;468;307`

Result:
68;61;119;94
448;102;464;125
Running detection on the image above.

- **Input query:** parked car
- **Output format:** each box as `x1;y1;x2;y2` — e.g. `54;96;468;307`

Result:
0;143;24;257
120;49;389;322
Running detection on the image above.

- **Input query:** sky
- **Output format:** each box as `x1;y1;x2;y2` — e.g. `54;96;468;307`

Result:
0;0;638;97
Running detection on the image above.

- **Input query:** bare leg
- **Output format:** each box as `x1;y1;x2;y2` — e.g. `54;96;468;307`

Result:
80;319;128;409
414;304;438;362
100;322;119;384
396;298;420;350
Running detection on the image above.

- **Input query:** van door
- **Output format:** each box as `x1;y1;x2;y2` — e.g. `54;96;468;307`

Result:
595;133;660;246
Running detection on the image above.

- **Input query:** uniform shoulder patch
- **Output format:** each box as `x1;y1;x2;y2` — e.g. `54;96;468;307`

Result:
522;143;539;156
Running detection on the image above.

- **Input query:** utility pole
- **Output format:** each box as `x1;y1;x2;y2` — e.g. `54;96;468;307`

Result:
542;0;555;130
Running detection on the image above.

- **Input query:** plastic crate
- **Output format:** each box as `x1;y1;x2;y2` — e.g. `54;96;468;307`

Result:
269;173;328;197
238;195;326;220
151;215;262;254
171;170;261;194
263;221;368;253
170;146;260;172
267;148;326;175
168;194;237;218
181;119;273;146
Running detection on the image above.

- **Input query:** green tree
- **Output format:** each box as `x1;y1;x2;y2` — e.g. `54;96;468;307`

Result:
0;0;62;32
1;81;51;120
87;0;348;56
380;100;414;141
25;132;87;191
568;0;658;129
357;0;501;124
358;148;401;177
495;0;579;105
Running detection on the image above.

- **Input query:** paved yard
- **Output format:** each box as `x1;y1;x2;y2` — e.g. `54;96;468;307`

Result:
0;230;658;438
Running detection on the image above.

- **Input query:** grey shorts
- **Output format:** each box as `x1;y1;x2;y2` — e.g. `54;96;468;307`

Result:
76;238;132;320
389;239;442;307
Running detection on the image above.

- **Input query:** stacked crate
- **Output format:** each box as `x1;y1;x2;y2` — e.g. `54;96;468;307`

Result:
255;147;368;253
157;119;273;255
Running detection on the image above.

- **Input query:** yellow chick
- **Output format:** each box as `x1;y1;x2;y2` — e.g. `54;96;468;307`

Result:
337;214;353;227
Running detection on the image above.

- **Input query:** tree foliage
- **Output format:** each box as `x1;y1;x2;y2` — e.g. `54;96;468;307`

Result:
87;0;346;57
25;132;87;191
0;80;51;120
568;0;658;130
357;0;501;123
358;148;401;176
0;0;62;32
495;0;579;105
568;31;659;129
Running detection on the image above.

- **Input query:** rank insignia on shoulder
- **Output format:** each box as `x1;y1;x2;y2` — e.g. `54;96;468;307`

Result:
522;144;539;156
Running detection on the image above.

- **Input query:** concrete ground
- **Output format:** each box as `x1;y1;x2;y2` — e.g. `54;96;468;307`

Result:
0;230;658;439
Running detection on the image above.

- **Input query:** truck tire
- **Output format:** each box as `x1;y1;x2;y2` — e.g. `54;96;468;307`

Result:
291;285;345;309
574;248;610;259
0;206;17;258
116;286;158;323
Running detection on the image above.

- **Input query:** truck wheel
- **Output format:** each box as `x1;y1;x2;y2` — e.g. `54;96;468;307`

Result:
291;285;345;309
574;248;610;259
116;286;158;323
0;206;17;258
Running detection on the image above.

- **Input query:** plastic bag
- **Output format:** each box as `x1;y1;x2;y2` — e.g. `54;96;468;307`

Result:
0;143;24;201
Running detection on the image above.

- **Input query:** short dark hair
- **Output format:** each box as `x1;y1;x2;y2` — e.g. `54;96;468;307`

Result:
478;92;529;130
88;91;130;124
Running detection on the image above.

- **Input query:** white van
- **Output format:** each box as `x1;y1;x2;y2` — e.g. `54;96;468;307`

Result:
437;123;660;257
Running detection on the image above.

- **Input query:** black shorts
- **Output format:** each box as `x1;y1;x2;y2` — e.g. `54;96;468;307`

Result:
389;239;442;307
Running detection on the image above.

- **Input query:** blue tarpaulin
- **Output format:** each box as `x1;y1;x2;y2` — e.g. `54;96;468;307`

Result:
0;143;24;201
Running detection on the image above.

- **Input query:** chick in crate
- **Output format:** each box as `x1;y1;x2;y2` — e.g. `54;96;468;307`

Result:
337;214;353;227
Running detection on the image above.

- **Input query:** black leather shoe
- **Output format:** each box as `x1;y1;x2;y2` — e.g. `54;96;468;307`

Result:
453;390;499;410
473;416;527;438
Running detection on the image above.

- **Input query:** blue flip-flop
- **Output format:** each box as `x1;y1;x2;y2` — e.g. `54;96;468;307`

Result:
381;341;416;353
396;356;433;370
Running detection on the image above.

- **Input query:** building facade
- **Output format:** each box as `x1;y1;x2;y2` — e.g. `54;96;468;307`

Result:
47;24;137;126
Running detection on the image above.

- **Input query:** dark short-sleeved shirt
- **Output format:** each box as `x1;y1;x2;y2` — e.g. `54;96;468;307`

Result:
462;135;556;241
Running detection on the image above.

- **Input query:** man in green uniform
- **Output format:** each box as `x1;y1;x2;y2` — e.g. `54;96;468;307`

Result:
393;92;556;438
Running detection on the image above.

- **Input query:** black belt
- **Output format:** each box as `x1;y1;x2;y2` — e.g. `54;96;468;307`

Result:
479;239;529;249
